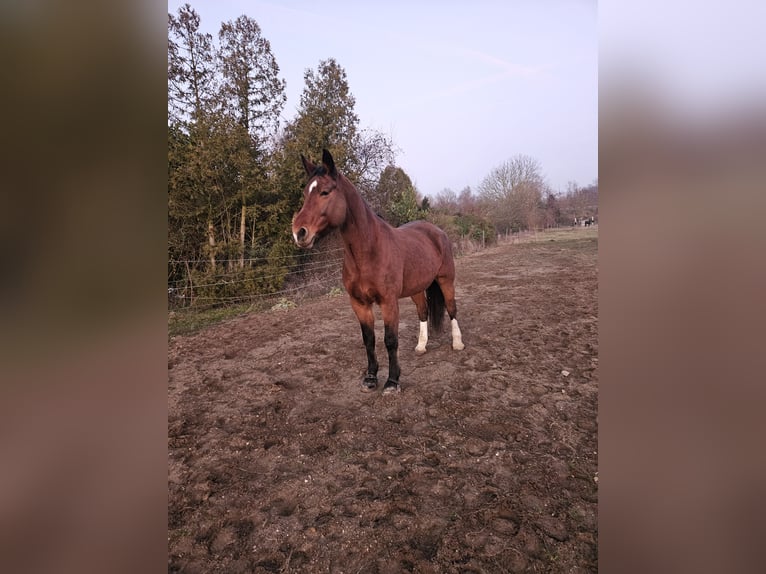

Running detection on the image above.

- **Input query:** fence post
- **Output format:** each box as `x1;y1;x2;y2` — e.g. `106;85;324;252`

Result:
184;260;194;307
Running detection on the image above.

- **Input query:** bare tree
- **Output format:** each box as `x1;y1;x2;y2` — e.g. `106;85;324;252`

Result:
349;128;397;193
543;189;561;228
432;188;459;213
558;180;598;224
477;154;546;232
457;186;479;215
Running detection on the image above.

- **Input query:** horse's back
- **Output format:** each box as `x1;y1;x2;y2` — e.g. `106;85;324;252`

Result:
397;219;448;243
395;220;449;254
394;220;455;290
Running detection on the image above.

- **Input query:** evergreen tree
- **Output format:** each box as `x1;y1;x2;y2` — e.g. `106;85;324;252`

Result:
217;15;286;149
168;4;217;124
279;58;359;174
168;5;291;298
374;165;419;226
217;14;287;268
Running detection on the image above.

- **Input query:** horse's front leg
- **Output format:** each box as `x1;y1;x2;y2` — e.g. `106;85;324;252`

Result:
350;298;378;391
380;299;401;394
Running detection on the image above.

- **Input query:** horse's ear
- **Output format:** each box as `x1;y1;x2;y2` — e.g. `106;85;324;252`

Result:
322;148;337;178
301;154;316;176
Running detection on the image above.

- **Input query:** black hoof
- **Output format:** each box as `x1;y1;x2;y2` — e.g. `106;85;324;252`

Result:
382;380;401;395
361;375;378;391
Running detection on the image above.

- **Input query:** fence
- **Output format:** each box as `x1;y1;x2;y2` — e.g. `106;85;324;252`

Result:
168;226;594;313
168;246;345;312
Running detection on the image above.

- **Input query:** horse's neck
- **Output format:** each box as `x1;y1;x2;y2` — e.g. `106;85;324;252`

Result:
340;176;385;257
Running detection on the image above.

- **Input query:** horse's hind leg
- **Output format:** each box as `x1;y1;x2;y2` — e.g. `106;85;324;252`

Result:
411;291;429;355
380;299;402;394
436;277;465;351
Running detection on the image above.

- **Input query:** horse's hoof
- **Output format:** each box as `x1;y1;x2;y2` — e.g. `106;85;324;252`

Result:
361;375;377;391
415;346;427;355
382;380;401;394
452;341;465;351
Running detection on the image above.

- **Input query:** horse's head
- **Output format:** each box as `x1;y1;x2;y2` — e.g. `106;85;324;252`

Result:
292;149;348;249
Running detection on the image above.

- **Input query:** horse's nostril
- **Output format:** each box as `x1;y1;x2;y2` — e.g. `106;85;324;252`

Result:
297;227;308;241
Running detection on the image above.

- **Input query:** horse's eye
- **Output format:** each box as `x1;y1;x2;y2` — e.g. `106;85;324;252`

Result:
320;189;330;197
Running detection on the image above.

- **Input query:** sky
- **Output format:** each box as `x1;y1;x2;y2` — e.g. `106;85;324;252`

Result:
168;0;598;197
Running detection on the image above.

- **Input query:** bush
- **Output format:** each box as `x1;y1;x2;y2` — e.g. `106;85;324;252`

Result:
426;212;495;254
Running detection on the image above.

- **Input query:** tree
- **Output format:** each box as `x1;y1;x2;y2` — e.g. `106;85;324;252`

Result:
217;14;287;267
290;58;359;169
432;188;458;213
477;154;546;233
168;114;253;269
168;124;206;276
457;186;479;215
558;180;598;224
349;128;397;193
543;190;561;228
374;165;419;226
217;15;286;146
168;4;217;124
168;6;292;298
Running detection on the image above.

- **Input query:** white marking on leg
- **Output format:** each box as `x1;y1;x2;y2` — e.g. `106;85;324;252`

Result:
308;180;318;194
451;318;465;350
415;320;428;354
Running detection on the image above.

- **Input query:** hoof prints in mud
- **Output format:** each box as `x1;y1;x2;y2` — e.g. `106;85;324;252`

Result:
169;230;598;573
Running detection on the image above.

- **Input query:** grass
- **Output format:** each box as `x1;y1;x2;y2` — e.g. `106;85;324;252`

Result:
270;297;297;311
168;302;264;337
508;225;598;244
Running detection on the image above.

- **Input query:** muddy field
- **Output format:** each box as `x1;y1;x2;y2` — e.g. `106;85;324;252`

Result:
168;227;598;573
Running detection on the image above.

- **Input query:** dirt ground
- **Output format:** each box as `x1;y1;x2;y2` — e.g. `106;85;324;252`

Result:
168;227;598;573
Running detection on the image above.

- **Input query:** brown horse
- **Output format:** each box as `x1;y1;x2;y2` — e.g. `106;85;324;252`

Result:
292;149;465;394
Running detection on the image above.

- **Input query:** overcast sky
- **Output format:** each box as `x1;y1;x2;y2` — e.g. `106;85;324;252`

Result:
168;0;598;197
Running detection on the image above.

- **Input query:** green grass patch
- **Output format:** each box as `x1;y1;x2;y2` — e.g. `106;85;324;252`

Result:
168;302;264;337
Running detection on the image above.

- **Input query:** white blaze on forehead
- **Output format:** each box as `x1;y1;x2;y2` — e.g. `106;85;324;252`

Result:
308;180;318;194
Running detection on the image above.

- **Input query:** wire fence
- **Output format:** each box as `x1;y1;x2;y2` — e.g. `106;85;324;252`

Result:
168;246;345;312
180;275;344;308
169;247;345;267
167;258;344;290
167;226;593;314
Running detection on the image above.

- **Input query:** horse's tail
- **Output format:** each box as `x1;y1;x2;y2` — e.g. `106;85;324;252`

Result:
426;281;446;332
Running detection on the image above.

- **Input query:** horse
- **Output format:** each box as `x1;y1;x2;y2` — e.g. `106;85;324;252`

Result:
291;149;465;394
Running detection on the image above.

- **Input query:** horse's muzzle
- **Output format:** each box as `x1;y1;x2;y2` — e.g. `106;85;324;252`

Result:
293;226;316;249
